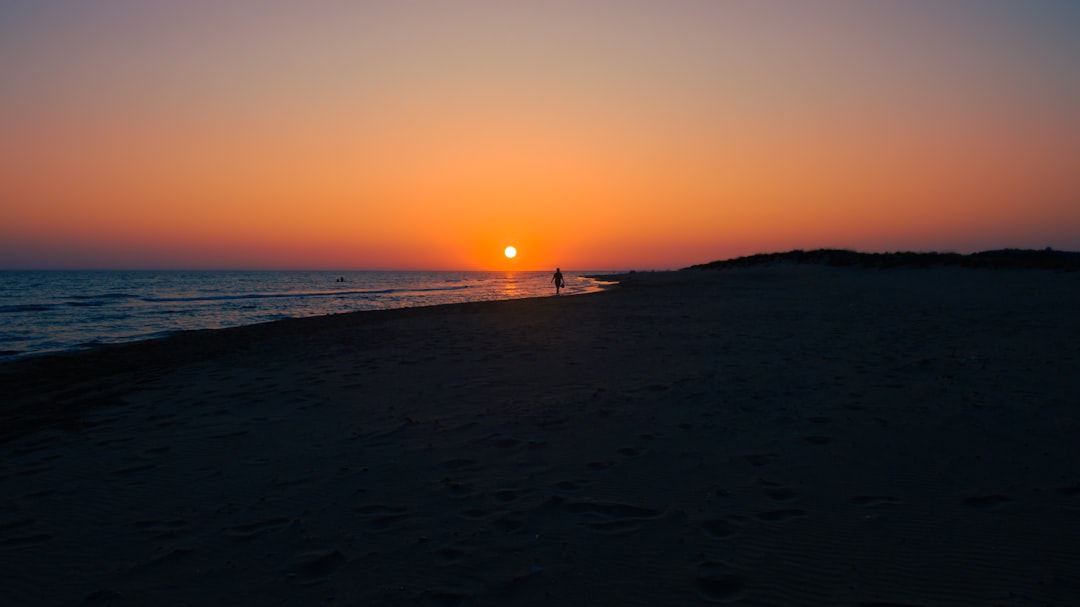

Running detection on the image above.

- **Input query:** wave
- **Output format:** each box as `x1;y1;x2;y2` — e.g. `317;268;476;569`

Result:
0;304;55;313
147;308;197;316
68;293;137;300
142;284;471;303
60;293;138;308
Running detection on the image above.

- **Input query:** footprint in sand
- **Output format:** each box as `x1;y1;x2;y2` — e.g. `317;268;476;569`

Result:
290;549;347;585
554;479;587;491
354;504;410;530
0;533;53;547
444;480;473;497
441;458;476;470
82;589;124;604
961;495;1012;508
695;561;745;602
562;500;665;534
435;545;465;563
762;487;798;501
222;517;292;541
848;496;900;507
493;489;524;503
12;436;64;456
95;436;136;448
427;590;471;607
0;517;37;535
741;454;775;467
134;519;188;539
459;508;488;520
701;519;737;539
209;430;249;440
756;509;807;522
110;462;160;476
494;514;526;532
149;546;195;565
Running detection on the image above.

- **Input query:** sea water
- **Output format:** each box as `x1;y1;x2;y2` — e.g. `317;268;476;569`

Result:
0;270;615;360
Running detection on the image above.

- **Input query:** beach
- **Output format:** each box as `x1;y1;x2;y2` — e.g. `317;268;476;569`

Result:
2;265;1078;606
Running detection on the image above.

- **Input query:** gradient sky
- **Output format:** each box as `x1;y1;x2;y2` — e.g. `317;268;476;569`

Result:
2;1;1079;270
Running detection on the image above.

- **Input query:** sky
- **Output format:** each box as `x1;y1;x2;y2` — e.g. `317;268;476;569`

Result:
2;1;1079;270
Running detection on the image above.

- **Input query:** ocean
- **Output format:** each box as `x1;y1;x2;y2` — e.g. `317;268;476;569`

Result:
0;270;615;360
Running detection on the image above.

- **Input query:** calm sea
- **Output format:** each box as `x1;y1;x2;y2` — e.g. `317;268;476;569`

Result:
0;270;615;360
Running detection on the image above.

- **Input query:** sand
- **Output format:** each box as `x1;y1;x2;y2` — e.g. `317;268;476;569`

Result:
1;265;1079;606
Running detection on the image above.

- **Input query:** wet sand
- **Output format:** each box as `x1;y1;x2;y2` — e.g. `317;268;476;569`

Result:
2;265;1079;606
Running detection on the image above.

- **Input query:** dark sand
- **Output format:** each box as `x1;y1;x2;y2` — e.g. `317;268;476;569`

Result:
2;265;1079;606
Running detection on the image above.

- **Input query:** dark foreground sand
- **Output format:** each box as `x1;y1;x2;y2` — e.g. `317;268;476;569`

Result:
2;265;1079;606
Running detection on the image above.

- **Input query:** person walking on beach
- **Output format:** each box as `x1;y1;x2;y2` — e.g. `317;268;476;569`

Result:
551;267;565;295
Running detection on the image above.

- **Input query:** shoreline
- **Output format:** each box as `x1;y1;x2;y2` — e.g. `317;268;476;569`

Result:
0;288;617;442
0;270;619;363
2;264;1079;605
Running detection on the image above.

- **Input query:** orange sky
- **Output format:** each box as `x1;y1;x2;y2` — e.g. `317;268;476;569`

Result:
2;2;1079;269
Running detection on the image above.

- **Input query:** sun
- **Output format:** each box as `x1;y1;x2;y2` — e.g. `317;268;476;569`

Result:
504;246;517;259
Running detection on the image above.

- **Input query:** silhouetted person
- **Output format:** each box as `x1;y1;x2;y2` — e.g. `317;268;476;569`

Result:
551;267;565;295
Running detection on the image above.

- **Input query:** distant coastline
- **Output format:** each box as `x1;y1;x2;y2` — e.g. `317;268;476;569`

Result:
685;248;1080;271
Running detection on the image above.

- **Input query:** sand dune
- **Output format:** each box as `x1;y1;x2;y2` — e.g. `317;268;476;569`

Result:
2;265;1079;605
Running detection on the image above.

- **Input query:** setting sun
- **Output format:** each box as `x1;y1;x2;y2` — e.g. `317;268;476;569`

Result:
0;2;1078;272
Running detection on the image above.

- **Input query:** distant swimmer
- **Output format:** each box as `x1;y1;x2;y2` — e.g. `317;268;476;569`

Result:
336;276;345;283
551;267;565;295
